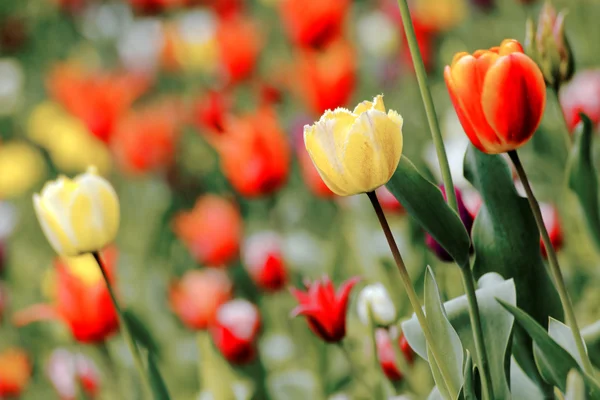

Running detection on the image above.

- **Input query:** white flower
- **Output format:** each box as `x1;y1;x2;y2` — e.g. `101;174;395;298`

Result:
357;283;397;326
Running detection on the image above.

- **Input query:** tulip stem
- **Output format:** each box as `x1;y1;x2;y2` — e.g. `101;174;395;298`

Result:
394;0;458;212
367;191;458;397
508;151;595;377
91;252;153;398
338;342;375;397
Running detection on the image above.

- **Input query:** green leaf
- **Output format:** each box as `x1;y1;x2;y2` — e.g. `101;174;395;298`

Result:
403;273;515;399
567;113;600;250
386;155;471;266
582;321;600;368
464;145;563;385
548;318;588;369
565;370;586;400
147;352;171;400
424;266;464;400
498;301;600;397
123;309;160;355
461;351;477;400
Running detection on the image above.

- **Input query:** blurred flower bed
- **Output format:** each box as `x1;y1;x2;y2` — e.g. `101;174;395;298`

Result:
1;0;600;399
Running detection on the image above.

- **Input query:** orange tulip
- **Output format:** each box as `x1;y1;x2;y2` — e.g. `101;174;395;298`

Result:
172;195;242;267
0;348;31;397
216;15;261;84
13;248;119;343
444;39;546;154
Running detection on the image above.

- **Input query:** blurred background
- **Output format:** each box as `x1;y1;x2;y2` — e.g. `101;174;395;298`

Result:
1;0;600;399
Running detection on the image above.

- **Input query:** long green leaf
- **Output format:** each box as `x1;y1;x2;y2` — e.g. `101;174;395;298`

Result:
147;352;171;400
386;155;471;266
461;351;477;400
123;309;160;355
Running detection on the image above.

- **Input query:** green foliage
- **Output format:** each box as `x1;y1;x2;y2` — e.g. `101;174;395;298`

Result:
148;352;172;400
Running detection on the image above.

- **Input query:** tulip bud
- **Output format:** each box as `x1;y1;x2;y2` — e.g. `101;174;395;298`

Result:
210;299;261;364
46;348;100;400
304;95;403;196
540;203;563;259
375;328;414;382
33;167;119;257
0;348;31;397
356;283;397;327
525;1;574;91
243;231;288;292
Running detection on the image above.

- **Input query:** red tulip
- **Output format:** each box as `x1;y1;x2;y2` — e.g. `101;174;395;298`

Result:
127;0;186;14
243;231;287;292
375;329;413;382
13;248;119;343
294;40;356;115
46;349;100;400
279;0;349;49
560;70;600;132
172;195;242;267
111;99;182;175
205;0;244;18
290;276;360;343
444;39;546;154
376;186;405;214
169;269;232;330
217;15;261;84
540;203;563;259
192;90;231;134
0;348;31;397
212;108;290;197
47;64;149;143
210;299;261;364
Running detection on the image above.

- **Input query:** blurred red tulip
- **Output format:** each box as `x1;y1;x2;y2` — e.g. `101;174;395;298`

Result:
203;0;244;18
172;195;242;267
294;40;356;115
210;299;261;364
291;276;360;343
111;100;183;175
217;15;261;84
13;248;119;343
169;269;232;330
279;0;349;49
376;186;405;214
46;349;100;400
0;348;31;397
375;329;413;382
540;203;563;259
212;108;290;197
128;0;186;14
48;64;149;143
243;232;287;292
192;90;231;134
560;70;600;132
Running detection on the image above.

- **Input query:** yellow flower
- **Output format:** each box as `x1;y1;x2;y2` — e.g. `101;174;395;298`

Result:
303;95;403;196
0;142;46;199
33;167;119;257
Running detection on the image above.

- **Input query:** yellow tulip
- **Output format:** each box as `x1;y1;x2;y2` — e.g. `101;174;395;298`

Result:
0;142;46;199
33;167;119;257
303;95;403;196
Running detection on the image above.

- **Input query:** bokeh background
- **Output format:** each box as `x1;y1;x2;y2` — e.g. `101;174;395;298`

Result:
1;0;600;399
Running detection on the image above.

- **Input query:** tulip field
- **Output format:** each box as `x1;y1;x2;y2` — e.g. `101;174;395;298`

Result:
4;0;600;399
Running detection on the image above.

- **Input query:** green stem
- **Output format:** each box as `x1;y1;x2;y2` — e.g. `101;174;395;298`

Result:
367;191;458;396
508;151;595;376
461;267;494;400
91;252;153;398
366;307;389;400
338;342;374;397
394;0;457;212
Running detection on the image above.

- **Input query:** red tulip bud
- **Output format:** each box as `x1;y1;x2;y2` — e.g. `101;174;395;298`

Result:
210;299;261;364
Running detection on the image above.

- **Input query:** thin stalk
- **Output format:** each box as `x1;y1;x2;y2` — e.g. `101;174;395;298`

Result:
461;267;493;400
508;151;595;376
367;191;458;396
366;307;389;400
394;0;457;211
338;342;374;396
91;252;153;397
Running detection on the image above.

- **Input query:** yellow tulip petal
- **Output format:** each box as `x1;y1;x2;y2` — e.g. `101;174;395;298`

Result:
33;195;77;256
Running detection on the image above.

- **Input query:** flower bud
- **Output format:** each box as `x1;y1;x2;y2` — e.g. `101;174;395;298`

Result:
525;1;574;90
356;283;397;327
243;231;288;292
0;348;31;397
46;348;100;400
304;95;403;196
375;328;414;382
540;203;563;259
210;299;261;364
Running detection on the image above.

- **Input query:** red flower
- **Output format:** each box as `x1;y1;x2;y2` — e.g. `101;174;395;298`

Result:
376;329;414;382
376;186;405;214
111;99;182;175
204;0;244;19
46;349;100;400
217;15;261;84
560;70;600;132
172;195;242;266
540;203;563;259
243;232;287;292
48;64;149;143
169;269;232;330
192;90;231;134
127;0;186;14
212;108;290;197
290;276;360;343
279;0;349;49
444;39;546;154
0;348;31;397
294;40;356;115
13;248;119;343
210;299;261;364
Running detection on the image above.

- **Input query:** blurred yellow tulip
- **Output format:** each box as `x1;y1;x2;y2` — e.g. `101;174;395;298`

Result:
303;95;403;196
0;142;46;199
412;0;468;32
33;167;119;257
